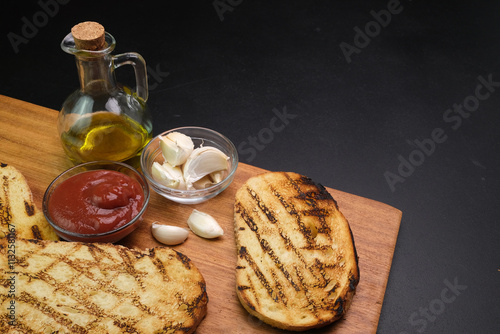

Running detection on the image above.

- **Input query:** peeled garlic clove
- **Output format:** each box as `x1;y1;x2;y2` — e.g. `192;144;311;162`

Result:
183;147;229;184
185;181;196;190
151;162;179;188
151;162;186;189
193;175;215;189
209;170;225;184
187;209;224;239
151;222;189;245
161;163;186;189
159;132;194;167
191;170;227;189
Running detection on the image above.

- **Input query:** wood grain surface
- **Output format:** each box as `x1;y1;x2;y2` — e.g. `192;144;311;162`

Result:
0;95;402;333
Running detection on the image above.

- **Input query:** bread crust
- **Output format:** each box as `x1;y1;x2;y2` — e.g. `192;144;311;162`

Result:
0;238;208;333
234;172;359;331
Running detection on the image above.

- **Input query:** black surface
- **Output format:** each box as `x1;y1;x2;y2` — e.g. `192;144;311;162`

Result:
1;1;499;333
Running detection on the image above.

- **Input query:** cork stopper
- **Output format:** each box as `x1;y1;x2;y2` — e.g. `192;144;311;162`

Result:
71;21;105;51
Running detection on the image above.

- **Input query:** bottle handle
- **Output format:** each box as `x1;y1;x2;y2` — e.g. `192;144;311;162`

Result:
112;52;149;102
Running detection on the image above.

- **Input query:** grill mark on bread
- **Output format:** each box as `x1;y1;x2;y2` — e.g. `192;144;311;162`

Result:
24;200;35;216
247;188;277;224
1;165;59;241
268;184;318;242
18;241;160;323
87;243;108;262
235;201;301;293
238;246;274;303
87;243;141;276
234;172;360;330
15;271;142;333
264;183;315;251
178;281;209;319
270;269;288;305
150;250;169;279
259;238;299;293
292;265;332;326
31;225;42;239
267;183;326;283
17;291;88;333
1;177;12;228
2;239;207;333
238;180;328;290
237;272;258;311
174;249;193;270
3;320;33;334
284;173;332;235
17;242;153;329
235;201;259;232
237;246;288;306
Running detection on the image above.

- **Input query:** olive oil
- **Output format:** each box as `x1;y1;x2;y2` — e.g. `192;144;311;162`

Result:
60;112;152;163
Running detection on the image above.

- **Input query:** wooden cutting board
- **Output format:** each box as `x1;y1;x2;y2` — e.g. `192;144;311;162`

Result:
0;95;402;334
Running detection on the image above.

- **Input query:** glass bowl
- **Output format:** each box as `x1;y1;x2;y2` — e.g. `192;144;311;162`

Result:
42;161;150;243
141;126;238;204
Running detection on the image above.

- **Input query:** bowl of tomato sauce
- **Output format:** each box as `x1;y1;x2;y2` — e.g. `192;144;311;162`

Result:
43;161;150;243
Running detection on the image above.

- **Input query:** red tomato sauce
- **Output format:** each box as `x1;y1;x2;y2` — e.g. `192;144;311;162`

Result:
48;170;145;234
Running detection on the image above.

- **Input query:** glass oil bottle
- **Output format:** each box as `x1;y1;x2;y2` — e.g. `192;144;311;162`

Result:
59;22;153;164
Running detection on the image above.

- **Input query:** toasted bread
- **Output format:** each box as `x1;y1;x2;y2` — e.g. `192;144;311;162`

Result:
0;163;58;241
234;172;359;331
0;238;208;333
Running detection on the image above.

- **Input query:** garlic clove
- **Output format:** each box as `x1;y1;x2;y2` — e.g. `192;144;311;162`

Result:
151;222;189;245
151;162;179;188
159;132;194;167
209;170;226;184
183;147;229;185
187;209;224;239
161;163;186;189
151;162;186;189
193;175;215;189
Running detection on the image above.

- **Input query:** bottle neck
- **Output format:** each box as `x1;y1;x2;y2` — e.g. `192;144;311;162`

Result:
75;54;117;95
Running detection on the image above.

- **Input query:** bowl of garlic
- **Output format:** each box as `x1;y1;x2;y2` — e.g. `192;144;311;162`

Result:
140;126;238;204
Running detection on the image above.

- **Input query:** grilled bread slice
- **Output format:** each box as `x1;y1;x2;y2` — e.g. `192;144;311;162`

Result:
0;163;58;241
0;238;208;333
234;172;359;331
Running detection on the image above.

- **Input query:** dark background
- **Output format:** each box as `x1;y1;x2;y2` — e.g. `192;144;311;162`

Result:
1;1;499;333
